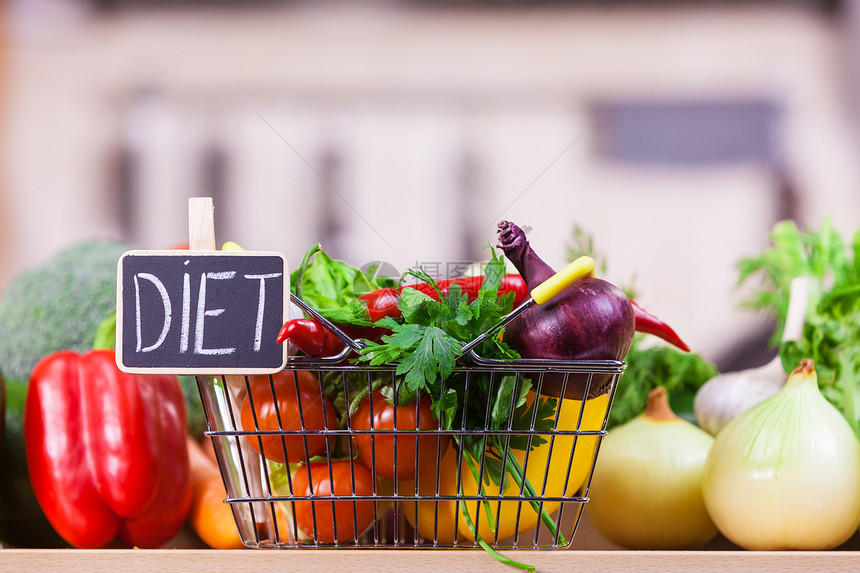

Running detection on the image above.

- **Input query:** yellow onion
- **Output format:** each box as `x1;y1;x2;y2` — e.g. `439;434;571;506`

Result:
586;387;717;549
702;358;860;550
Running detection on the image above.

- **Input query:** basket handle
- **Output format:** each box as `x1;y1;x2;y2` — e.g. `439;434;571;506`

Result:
289;293;367;352
531;256;595;305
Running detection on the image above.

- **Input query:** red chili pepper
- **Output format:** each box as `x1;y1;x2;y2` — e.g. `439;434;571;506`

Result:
631;301;691;352
281;274;690;357
24;349;192;548
276;318;386;357
276;318;345;356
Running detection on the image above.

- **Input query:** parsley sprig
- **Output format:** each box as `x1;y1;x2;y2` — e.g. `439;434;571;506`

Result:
353;248;565;553
356;253;518;391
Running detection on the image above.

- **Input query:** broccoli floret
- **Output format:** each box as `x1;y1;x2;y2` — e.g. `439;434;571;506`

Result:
0;239;131;383
0;238;207;438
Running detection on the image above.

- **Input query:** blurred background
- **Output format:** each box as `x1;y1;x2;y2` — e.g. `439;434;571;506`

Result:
1;0;860;368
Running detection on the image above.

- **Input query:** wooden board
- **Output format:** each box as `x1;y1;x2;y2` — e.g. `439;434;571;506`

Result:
1;549;859;573
2;510;859;570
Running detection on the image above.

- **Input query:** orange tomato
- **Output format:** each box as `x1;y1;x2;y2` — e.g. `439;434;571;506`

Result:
240;370;336;464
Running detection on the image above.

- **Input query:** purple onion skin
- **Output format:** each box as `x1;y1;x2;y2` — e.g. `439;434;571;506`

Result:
497;221;634;398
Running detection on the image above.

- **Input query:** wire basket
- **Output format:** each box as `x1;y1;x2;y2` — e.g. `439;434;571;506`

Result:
195;349;624;550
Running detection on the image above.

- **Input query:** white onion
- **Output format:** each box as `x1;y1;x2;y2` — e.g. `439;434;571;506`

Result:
587;387;717;549
702;358;860;550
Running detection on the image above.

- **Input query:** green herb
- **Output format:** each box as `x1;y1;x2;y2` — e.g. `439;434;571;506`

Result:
738;218;860;437
609;337;718;428
737;218;850;345
354;248;562;552
355;249;520;396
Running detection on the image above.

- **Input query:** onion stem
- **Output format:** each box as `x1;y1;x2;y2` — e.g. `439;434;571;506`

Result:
463;450;498;532
458;471;536;573
504;452;565;544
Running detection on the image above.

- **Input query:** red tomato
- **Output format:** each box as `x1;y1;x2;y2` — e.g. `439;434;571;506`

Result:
350;391;449;480
240;370;336;464
292;461;377;543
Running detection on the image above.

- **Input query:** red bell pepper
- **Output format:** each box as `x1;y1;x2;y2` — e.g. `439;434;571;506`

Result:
24;349;192;548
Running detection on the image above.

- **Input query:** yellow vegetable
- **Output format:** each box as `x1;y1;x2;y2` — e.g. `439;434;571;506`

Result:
587;387;717;549
703;359;860;550
457;392;609;542
400;444;463;545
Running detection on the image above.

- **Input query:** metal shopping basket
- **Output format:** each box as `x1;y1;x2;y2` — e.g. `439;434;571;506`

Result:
195;257;626;550
195;342;624;548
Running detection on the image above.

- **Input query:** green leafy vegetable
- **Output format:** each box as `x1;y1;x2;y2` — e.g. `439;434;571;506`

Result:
609;337;718;428
291;243;397;315
355;250;519;396
737;218;860;437
737;218;851;345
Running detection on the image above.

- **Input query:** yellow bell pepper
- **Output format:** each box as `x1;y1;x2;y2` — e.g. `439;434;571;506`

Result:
399;392;610;545
456;392;610;542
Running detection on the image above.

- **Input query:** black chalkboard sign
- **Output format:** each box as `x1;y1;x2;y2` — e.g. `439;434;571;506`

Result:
116;250;288;374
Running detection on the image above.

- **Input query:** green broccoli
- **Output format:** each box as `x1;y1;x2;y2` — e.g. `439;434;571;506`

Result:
0;239;130;383
0;238;205;437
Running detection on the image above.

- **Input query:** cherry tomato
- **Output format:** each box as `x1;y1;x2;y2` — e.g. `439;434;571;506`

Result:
350;391;450;481
292;460;377;543
240;370;336;464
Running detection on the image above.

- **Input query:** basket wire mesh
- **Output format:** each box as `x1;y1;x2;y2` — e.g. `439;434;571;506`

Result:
195;352;624;549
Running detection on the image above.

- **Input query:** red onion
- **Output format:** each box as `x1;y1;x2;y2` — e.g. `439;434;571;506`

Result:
497;221;635;399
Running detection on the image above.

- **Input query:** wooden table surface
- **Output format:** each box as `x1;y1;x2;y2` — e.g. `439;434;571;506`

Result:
2;547;860;573
3;515;860;573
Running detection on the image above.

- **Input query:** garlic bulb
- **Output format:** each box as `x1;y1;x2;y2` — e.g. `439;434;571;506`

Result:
693;358;785;435
695;276;811;435
586;387;717;549
702;359;860;550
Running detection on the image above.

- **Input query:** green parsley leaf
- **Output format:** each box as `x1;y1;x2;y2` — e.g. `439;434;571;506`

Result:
397;288;440;326
394;325;461;393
